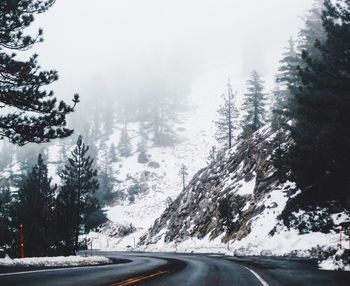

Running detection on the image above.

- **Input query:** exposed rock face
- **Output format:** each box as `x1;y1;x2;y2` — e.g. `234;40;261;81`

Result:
140;125;288;246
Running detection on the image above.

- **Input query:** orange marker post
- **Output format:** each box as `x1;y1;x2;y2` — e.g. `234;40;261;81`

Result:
19;224;24;258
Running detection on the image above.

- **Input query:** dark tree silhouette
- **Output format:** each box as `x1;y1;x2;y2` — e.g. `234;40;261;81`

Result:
60;135;102;253
0;0;79;146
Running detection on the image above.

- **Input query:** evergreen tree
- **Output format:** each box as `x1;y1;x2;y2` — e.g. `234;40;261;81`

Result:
109;143;118;163
215;79;239;149
118;124;132;157
297;0;326;61
59;135;105;253
206;146;218;165
53;186;76;255
275;38;300;109
288;0;350;205
218;196;234;249
97;144;117;206
137;140;149;164
241;71;268;138
16;154;56;257
0;0;79;146
0;186;17;256
218;195;245;249
178;164;188;191
137;124;149;163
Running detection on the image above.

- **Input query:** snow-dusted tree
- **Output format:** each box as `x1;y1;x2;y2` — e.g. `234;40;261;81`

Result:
137;123;149;163
206;146;218;165
297;0;326;61
178;164;188;191
16;154;57;256
240;71;268;139
59;135;104;253
0;0;79;146
97;142;118;206
215;79;239;149
117;124;132;157
275;38;299;109
146;95;178;146
109;143;118;163
137;140;149;164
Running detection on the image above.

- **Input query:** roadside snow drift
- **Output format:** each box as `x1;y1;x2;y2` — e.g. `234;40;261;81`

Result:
0;255;111;268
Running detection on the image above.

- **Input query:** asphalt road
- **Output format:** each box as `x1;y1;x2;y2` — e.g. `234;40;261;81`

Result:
0;252;349;286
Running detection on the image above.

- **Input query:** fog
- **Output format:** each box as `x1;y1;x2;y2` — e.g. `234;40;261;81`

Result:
29;0;314;112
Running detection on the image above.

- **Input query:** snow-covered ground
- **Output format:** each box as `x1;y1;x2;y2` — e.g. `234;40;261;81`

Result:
88;77;221;250
0;255;111;268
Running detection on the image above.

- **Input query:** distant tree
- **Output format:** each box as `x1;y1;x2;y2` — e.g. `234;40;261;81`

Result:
137;124;149;164
215;79;239;149
109;143;118;163
0;187;17;256
117;124;132;157
275;38;299;109
206;146;218;165
97;145;117;206
16;154;56;257
240;71;268;139
137;140;149;164
59;135;105;253
178;164;188;191
0;0;79;146
146;95;178;146
297;0;326;61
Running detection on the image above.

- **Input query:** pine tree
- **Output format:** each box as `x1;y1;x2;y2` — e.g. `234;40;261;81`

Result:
137;124;149;163
288;0;350;206
297;0;326;61
118;124;132;157
54;186;76;255
241;71;268;138
59;135;104;253
218;195;245;249
0;0;79;146
109;143;118;163
218;196;234;249
0;186;17;256
178;164;188;191
16;154;56;257
97;144;117;206
206;146;218;165
275;38;300;109
215;79;239;149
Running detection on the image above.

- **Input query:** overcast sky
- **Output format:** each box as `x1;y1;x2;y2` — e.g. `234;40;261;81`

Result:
29;0;315;106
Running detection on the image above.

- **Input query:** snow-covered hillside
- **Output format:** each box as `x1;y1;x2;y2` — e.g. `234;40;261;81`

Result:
0;77;223;252
138;125;350;270
90;92;218;250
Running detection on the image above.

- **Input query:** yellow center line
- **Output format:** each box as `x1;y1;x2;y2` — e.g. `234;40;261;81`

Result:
110;270;169;286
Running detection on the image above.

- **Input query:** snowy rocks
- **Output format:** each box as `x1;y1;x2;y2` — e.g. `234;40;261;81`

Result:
140;125;283;246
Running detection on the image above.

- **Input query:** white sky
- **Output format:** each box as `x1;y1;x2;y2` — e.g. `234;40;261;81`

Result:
28;0;315;106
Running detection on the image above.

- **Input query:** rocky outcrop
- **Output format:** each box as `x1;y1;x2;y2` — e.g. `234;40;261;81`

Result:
139;125;288;246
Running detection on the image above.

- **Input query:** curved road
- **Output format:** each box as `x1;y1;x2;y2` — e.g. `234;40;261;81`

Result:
0;252;349;286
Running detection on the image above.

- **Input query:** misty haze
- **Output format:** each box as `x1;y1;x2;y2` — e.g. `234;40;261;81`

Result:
0;1;349;285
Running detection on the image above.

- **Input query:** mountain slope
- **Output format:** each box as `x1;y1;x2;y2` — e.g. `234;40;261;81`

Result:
139;125;349;269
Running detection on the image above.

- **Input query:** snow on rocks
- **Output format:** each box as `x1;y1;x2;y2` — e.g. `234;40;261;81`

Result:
319;249;350;271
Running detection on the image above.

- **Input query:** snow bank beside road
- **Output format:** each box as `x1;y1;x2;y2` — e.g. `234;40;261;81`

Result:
0;255;111;268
